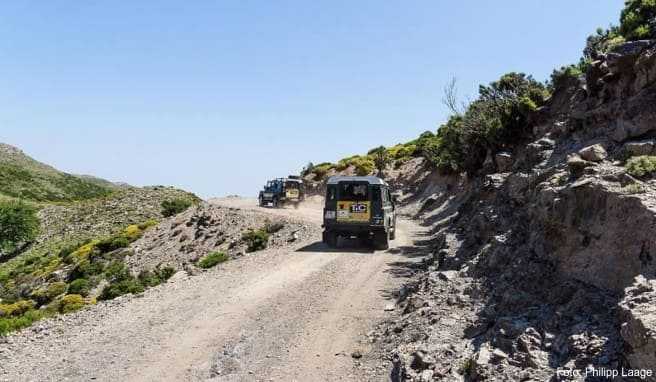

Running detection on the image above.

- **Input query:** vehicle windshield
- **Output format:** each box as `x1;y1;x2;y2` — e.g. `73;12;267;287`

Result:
285;181;299;189
338;182;369;201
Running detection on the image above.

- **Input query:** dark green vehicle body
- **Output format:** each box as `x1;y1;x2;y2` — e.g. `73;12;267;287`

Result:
321;176;396;250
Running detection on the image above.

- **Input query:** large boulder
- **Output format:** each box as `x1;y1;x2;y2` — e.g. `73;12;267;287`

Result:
578;144;607;162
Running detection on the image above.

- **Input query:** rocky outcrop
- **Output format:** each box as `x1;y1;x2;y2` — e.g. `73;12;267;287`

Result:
380;39;656;381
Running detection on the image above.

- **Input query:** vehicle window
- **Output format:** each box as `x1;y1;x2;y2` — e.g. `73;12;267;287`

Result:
338;182;369;201
327;185;336;201
371;185;381;203
285;181;299;189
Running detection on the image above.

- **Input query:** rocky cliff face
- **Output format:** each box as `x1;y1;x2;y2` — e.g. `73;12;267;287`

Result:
378;40;656;381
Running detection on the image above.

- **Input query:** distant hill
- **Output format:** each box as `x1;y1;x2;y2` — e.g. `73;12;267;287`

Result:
0;143;121;202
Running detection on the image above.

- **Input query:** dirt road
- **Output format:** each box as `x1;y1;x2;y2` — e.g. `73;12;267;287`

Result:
0;197;422;382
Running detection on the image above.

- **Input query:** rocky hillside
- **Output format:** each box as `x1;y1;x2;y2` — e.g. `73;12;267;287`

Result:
0;143;120;202
0;144;202;335
373;37;656;382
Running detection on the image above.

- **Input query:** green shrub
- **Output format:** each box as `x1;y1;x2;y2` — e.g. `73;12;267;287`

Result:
242;229;270;252
623;183;646;194
620;0;656;40
369;146;391;175
138;266;176;286
161;198;193;217
68;278;91;297
584;27;626;58
626;155;656;177
30;281;67;305
99;278;144;300
58;294;88;314
0;300;35;317
96;236;130;253
0;309;45;336
122;225;144;242
420;73;549;174
550;64;583;90
311;163;334;180
198;252;229;269
0;200;40;253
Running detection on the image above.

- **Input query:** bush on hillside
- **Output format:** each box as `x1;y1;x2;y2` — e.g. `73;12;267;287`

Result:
161;198;193;217
197;252;229;269
242;229;270;252
620;0;656;40
310;163;334;180
58;294;88;314
550;64;584;90
0;200;39;253
138;266;176;286
369;146;391;175
68;278;91;297
626;155;656;177
421;73;549;174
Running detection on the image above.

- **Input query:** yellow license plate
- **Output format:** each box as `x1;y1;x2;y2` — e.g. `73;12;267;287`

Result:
336;201;370;222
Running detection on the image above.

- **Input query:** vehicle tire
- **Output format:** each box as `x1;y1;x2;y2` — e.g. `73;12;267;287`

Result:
272;197;278;208
258;196;264;207
323;230;338;248
373;230;389;250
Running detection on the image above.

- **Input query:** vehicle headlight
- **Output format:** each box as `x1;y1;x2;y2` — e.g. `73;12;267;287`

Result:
324;210;336;219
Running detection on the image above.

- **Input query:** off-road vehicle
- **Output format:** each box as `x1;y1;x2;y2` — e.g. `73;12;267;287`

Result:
258;176;305;208
322;176;396;250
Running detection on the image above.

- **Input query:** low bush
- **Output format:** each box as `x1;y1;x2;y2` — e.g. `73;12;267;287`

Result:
95;236;130;253
310;163;334;180
0;299;35;317
0;309;45;336
30;281;67;305
242;229;270;252
198;252;229;269
626;155;656;177
161;198;193;217
99;278;144;301
550;64;583;90
68;278;91;297
138;266;176;286
58;294;88;314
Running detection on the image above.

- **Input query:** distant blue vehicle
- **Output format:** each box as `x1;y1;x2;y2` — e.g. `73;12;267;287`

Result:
258;176;305;208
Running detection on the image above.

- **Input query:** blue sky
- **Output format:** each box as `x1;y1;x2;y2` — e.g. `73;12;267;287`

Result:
0;1;622;198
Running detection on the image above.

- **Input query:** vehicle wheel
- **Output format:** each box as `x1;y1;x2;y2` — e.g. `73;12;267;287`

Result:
272;198;278;208
373;230;389;250
323;230;338;248
258;196;264;207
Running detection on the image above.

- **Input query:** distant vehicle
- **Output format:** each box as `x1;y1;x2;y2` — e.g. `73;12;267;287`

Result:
259;176;305;208
322;176;396;250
